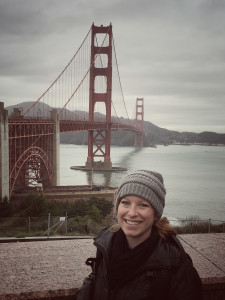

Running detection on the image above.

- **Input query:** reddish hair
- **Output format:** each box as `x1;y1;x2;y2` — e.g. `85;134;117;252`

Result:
154;217;177;240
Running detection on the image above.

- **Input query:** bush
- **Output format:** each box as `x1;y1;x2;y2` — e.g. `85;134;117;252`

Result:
67;215;89;234
20;193;47;217
15;232;26;238
89;197;113;217
0;196;11;217
1;194;114;237
89;205;103;223
173;216;225;234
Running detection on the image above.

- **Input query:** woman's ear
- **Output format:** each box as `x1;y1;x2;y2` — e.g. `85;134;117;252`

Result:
110;224;120;233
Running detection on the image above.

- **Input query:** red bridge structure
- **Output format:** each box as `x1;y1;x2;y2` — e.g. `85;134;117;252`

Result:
0;24;145;200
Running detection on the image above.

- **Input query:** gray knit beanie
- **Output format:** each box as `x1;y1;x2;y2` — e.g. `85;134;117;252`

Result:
115;170;166;218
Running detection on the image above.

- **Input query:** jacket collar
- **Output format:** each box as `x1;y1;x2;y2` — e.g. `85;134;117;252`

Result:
94;227;184;269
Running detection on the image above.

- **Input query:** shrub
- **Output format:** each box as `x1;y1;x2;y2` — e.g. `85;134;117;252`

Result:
89;205;103;223
20;193;47;217
173;216;225;234
0;196;11;217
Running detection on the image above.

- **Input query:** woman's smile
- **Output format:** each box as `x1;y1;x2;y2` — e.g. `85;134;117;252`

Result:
125;220;142;226
117;195;156;249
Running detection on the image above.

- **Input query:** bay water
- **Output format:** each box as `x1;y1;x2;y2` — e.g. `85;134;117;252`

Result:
60;144;225;222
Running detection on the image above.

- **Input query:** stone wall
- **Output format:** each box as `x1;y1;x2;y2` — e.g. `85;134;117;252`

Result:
0;234;224;299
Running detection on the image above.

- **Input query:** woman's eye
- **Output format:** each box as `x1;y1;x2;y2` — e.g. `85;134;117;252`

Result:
121;200;129;206
139;203;149;208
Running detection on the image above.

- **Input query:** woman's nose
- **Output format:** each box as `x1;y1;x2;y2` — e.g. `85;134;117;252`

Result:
127;205;138;217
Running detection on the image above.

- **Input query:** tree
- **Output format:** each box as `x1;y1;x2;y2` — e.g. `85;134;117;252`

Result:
21;193;47;216
0;196;11;217
89;205;103;223
89;197;113;217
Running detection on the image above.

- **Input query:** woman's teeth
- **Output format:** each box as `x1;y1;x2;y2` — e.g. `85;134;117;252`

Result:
126;220;140;225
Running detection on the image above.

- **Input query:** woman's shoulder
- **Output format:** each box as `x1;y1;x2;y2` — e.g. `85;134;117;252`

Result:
94;226;114;248
94;226;111;239
149;234;184;268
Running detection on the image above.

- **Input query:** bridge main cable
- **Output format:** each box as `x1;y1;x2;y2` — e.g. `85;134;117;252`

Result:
59;24;111;115
23;26;92;116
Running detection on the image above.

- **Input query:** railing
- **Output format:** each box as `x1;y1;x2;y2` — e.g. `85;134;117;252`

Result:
0;215;224;238
169;217;225;234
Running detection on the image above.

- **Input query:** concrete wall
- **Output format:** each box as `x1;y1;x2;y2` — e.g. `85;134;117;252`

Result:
0;234;224;300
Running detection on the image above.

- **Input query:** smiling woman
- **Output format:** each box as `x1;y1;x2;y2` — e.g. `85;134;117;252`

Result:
117;195;157;249
76;170;203;300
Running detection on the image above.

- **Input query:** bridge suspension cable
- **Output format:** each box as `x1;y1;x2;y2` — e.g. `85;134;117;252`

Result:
22;24;136;130
23;26;92;118
112;35;131;122
59;24;112;118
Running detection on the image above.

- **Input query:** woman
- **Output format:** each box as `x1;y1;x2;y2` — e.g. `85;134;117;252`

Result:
76;170;203;300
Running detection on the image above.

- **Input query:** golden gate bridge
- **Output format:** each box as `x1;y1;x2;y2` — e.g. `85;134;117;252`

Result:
0;24;144;199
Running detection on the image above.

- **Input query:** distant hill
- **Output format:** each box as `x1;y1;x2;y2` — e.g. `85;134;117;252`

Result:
6;102;225;146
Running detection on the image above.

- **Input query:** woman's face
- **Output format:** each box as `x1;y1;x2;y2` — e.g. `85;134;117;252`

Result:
117;195;156;249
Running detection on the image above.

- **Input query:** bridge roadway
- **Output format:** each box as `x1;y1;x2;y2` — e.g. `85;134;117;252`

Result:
9;118;139;136
0;233;224;299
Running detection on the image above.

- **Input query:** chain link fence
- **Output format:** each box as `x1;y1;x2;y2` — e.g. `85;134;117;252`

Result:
0;215;224;238
0;213;111;238
169;217;225;234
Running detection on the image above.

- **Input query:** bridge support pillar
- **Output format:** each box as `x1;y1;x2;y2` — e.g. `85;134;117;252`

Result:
134;98;144;147
86;23;113;170
0;102;9;199
51;109;60;185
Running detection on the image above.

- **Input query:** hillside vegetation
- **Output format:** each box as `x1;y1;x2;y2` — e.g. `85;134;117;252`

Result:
60;120;225;147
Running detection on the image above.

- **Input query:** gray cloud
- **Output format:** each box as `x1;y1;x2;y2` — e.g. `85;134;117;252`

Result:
0;0;225;133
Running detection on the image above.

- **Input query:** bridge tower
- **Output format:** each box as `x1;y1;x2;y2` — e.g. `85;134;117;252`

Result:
134;98;144;147
0;102;9;199
86;24;112;170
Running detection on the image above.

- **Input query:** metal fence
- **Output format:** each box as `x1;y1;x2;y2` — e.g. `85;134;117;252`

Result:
0;215;224;238
169;217;225;234
0;214;68;238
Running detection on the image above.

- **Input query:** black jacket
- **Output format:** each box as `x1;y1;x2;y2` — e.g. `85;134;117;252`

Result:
76;227;203;300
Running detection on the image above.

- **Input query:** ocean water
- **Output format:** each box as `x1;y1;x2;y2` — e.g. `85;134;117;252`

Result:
60;144;225;222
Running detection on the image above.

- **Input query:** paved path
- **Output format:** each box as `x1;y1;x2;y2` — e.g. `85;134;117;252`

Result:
179;234;225;280
0;233;224;299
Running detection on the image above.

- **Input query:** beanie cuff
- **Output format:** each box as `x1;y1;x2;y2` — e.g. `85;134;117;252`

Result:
116;182;164;218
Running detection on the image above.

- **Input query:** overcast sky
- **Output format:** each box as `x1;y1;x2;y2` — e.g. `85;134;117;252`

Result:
1;0;225;133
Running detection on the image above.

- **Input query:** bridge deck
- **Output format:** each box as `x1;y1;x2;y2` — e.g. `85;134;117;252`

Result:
0;233;224;299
